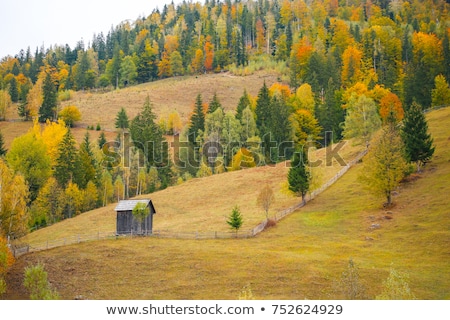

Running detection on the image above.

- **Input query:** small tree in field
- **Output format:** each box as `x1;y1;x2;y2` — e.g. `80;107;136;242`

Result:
288;149;310;204
257;184;275;221
334;259;367;300
23;263;59;300
376;267;416;300
59;105;81;127
227;205;243;236
401;102;435;172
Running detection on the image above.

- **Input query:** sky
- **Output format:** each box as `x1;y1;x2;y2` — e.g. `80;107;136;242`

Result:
0;0;184;58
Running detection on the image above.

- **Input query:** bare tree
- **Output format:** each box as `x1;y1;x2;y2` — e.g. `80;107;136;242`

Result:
257;184;275;221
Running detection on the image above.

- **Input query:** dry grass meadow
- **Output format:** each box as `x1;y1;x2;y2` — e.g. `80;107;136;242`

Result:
60;71;281;130
5;107;450;300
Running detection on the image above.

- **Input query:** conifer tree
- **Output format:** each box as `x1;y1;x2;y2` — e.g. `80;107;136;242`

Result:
54;129;80;188
78;132;98;189
97;132;107;149
9;77;19;103
401;102;435;172
188;94;205;145
115;107;129;130
236;89;252;121
39;73;57;123
208;92;222;114
288;149;310;204
227;205;243;236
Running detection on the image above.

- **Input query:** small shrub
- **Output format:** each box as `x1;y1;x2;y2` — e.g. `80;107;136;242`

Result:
96;123;101;131
23;263;59;300
264;218;277;230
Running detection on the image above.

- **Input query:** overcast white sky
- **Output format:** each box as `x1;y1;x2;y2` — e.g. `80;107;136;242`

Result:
0;0;185;58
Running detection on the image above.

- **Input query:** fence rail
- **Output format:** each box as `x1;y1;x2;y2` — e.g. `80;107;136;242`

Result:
11;149;368;258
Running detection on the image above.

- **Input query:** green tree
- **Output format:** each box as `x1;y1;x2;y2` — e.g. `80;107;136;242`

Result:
8;77;19;103
170;51;184;76
401;102;435;172
360;123;407;206
208;93;222;114
343;95;381;147
119;55;138;86
78;132;98;189
6;129;51;201
39;73;57;123
236;89;252;121
54;129;79;188
97;132;107;149
188;94;206;145
130;96;171;187
227;205;243;236
23;263;59;300
115;107;129;130
31;176;63;226
431;74;450;108
288;149;310;204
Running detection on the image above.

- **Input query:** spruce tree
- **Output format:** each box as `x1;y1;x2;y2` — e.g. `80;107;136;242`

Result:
130;96;171;187
236;89;251;121
208;92;222;114
78;132;98;189
9;77;19;102
402;102;435;172
227;205;243;236
115;107;129;130
188;94;205;145
97;132;107;149
54;129;80;188
39;73;57;123
288;149;310;204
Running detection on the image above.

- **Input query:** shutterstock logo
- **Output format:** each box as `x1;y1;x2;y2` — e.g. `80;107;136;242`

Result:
100;131;348;169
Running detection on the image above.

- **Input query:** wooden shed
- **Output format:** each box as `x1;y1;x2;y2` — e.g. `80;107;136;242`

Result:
114;199;156;235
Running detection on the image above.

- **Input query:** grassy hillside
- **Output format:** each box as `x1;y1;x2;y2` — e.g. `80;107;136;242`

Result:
5;107;449;300
60;71;281;130
19;139;363;246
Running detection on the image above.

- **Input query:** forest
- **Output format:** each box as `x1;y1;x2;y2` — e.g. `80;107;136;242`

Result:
0;1;449;292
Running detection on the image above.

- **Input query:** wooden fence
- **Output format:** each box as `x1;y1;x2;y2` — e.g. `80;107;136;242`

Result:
11;149;368;258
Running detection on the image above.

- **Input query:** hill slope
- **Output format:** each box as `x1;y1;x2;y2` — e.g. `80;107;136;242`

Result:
60;71;281;130
5;107;450;300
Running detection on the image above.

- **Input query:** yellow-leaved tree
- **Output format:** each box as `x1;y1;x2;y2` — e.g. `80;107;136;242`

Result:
0;159;29;239
41;119;68;167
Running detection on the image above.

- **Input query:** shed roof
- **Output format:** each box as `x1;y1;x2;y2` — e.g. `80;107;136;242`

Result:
114;199;156;213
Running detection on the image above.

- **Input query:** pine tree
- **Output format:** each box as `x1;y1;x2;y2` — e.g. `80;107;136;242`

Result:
115;107;129;130
255;82;271;131
227;205;243;236
78;132;98;189
9;77;19;103
97;132;107;149
402;102;435;172
208;92;222;113
288;149;310;204
130;96;171;187
188;94;205;145
39;73;57;123
54;129;80;188
236;89;251;121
